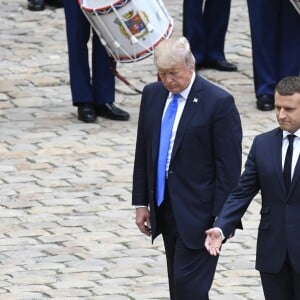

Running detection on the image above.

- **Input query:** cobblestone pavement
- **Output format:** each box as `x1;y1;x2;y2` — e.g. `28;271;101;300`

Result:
0;0;278;299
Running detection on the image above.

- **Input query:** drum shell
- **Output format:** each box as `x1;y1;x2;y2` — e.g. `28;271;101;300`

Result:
78;0;174;62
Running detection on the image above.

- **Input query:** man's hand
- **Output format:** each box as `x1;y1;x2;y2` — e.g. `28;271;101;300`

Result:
204;228;223;256
135;207;151;236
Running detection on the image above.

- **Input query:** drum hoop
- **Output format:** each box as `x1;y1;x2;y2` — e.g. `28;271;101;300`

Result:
78;0;131;14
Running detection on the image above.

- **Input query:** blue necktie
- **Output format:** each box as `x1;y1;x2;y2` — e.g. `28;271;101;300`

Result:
156;94;179;207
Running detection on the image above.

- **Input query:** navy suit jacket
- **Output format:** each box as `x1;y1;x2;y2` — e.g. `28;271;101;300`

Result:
132;75;242;249
215;128;300;273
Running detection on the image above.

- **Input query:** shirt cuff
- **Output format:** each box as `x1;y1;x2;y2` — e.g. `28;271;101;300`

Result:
215;227;225;241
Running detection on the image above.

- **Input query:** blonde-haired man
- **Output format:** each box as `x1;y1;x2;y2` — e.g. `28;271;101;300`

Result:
132;37;242;299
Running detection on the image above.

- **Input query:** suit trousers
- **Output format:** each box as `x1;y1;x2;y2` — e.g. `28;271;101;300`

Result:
247;0;300;98
183;0;231;64
260;254;300;300
63;0;115;106
159;185;218;300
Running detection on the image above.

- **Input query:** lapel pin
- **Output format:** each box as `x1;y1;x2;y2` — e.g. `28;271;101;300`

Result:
193;98;198;103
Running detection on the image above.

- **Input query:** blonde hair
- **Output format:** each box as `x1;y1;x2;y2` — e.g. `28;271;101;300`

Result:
154;36;195;69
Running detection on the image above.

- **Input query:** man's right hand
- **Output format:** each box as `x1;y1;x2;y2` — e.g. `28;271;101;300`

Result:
204;228;223;256
135;207;151;236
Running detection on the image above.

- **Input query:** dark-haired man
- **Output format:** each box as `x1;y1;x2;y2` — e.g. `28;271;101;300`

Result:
206;77;300;300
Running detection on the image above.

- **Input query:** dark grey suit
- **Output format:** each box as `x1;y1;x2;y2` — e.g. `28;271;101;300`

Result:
215;128;300;299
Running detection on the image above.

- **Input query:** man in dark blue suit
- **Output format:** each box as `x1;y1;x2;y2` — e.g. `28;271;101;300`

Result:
63;0;129;123
183;0;237;72
246;0;300;111
132;37;242;300
205;76;300;299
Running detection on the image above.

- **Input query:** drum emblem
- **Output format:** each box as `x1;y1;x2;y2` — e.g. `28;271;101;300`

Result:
115;10;150;40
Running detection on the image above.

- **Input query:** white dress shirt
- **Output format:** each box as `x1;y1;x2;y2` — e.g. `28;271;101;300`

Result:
282;129;300;180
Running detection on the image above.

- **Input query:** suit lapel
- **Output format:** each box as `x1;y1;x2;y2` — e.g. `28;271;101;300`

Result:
272;128;286;194
170;77;203;162
289;151;300;195
151;90;169;163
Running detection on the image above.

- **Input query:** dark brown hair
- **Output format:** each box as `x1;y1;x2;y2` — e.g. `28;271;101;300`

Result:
275;76;300;96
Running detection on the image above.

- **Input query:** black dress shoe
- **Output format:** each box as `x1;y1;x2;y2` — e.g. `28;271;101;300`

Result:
28;0;45;11
202;60;238;72
45;0;63;8
256;95;275;111
96;103;130;121
77;104;97;123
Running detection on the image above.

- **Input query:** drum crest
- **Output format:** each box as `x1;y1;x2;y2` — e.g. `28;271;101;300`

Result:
115;10;149;40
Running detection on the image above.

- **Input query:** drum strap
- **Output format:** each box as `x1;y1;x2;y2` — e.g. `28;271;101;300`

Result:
109;59;143;94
